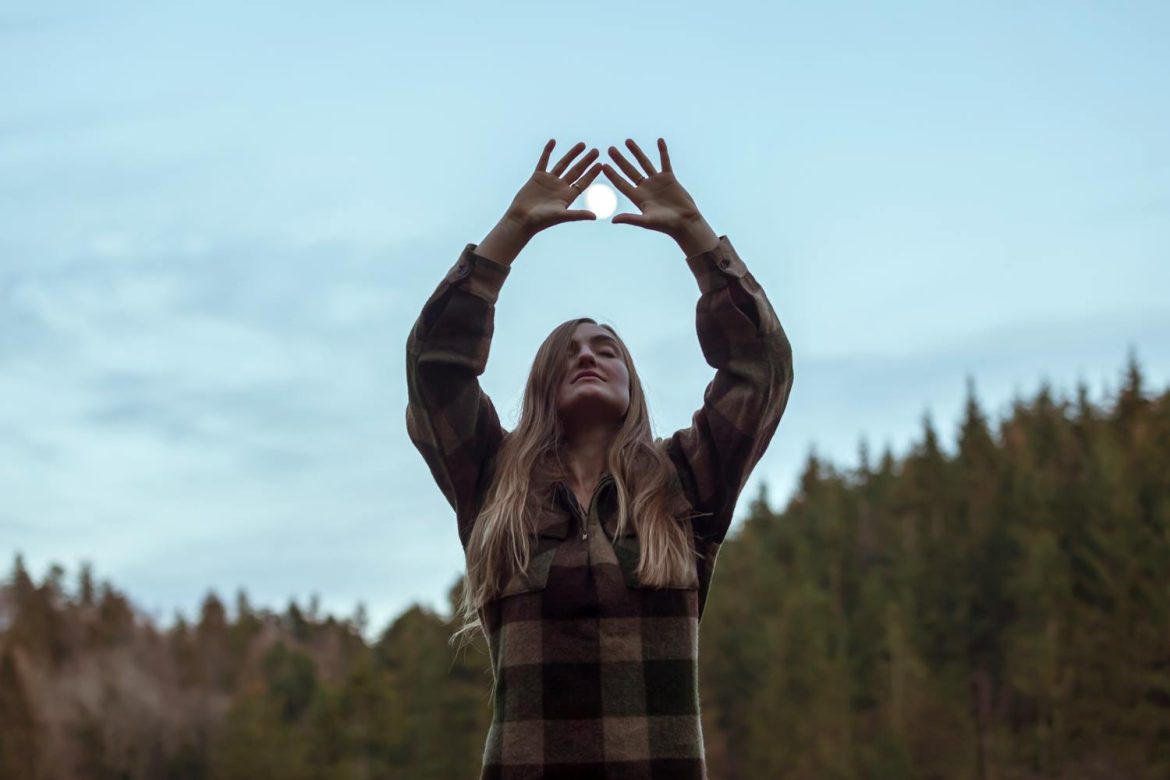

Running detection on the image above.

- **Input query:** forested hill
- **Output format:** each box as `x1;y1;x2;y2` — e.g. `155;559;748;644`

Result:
2;352;1168;779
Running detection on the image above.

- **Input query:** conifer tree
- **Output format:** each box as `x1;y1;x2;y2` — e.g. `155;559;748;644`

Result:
78;561;96;608
0;648;39;778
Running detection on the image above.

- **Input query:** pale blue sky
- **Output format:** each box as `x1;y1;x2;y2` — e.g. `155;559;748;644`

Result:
2;1;1167;637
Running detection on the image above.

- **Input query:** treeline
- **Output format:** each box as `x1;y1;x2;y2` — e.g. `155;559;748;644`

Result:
0;562;491;779
1;351;1168;779
701;352;1170;779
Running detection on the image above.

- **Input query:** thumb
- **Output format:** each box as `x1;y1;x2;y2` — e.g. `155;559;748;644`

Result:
611;213;649;228
559;210;597;223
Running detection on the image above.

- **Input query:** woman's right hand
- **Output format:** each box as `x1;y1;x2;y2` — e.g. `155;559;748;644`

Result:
506;139;603;237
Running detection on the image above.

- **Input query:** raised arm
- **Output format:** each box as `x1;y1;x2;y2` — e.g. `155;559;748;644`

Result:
665;234;793;544
603;138;795;544
405;237;511;550
405;139;603;548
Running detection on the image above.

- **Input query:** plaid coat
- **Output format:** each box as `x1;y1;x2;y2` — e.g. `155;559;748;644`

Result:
406;234;794;779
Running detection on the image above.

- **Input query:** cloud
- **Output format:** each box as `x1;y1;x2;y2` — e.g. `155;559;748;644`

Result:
0;232;452;592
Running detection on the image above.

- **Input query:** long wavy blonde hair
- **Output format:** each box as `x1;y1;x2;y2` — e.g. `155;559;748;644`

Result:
450;317;694;651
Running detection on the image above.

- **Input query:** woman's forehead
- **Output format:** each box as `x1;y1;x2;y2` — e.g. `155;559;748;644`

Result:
569;322;617;343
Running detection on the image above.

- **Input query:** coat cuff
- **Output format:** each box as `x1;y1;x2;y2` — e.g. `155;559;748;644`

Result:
684;235;748;295
445;243;512;304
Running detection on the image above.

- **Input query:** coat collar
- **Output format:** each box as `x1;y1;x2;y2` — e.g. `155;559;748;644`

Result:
542;472;700;540
550;473;621;537
554;472;614;509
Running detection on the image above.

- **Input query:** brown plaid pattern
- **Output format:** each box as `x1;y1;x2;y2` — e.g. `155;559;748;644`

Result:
406;235;794;779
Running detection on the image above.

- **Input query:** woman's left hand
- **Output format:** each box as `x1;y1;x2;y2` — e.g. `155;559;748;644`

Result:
602;138;704;239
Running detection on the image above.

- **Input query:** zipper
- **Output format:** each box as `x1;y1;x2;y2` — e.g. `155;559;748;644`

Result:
564;477;612;542
573;496;589;540
581;479;608;541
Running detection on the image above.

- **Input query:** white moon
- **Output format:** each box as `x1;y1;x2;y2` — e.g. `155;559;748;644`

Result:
583;183;617;219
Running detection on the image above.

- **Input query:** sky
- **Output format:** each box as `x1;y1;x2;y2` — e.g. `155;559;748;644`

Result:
2;1;1168;639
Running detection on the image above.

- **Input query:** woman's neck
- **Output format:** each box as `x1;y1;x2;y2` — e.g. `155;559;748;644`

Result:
560;425;617;504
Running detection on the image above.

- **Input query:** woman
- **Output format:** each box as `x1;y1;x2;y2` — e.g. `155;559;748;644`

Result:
406;137;794;779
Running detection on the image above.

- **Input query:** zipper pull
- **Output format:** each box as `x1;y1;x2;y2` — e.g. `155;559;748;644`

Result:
572;494;587;540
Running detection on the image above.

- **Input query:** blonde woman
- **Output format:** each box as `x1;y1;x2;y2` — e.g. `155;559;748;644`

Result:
406;137;794;779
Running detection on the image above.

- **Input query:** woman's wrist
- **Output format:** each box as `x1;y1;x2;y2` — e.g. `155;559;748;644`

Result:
672;215;720;258
475;212;533;267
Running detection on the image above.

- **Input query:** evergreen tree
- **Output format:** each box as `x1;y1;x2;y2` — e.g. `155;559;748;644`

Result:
0;649;40;778
78;561;96;608
197;591;232;689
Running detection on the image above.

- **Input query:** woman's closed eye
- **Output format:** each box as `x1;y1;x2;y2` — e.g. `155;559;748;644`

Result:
568;348;618;359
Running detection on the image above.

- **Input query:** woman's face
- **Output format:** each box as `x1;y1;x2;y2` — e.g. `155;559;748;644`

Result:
555;322;631;429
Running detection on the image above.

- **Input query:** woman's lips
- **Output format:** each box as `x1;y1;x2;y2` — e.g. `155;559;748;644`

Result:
573;371;603;383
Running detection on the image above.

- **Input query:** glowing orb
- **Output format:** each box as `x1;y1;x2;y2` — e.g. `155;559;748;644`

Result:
583;183;617;219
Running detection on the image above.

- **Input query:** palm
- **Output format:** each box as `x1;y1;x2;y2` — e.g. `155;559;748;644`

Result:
636;197;686;230
601;138;701;235
509;141;603;234
632;173;698;226
521;174;579;219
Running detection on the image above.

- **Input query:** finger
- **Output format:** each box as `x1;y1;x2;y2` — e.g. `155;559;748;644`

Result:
559;210;597;223
550;141;586;177
536;138;555;173
572;162;604;191
608;147;643;185
658;138;672;174
601;163;637;201
612;213;649;228
625;138;658;177
563;147;599;184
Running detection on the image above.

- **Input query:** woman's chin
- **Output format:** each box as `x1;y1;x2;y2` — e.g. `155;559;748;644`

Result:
558;397;628;428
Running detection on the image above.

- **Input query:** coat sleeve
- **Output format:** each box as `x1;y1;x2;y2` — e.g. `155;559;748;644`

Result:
662;235;795;545
405;243;511;549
